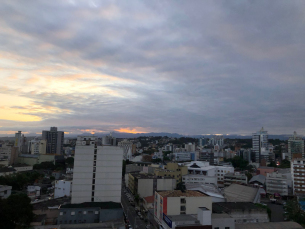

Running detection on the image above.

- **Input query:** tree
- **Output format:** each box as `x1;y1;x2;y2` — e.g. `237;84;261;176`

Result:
225;156;249;170
278;159;290;168
50;176;55;181
0;194;34;229
268;161;277;167
285;197;305;225
65;157;74;166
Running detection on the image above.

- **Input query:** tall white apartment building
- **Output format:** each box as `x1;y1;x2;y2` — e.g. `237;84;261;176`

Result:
291;158;305;196
72;136;124;204
265;169;292;196
252;127;269;163
288;132;304;160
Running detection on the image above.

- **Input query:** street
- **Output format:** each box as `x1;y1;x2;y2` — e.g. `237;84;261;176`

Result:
121;179;152;229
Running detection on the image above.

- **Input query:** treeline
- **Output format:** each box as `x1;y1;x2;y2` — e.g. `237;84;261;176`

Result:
0;171;42;190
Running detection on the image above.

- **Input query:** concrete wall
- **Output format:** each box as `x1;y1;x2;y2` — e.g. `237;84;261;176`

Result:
185;197;212;214
55;180;72;198
230;209;269;224
58;208;100;224
157;178;176;192
211;214;235;229
167;197;180;215
138;179;154;197
99;208;123;222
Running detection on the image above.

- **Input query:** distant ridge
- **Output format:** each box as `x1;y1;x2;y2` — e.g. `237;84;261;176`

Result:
0;132;294;140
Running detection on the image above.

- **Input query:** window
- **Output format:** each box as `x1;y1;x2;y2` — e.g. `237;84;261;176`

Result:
225;227;230;229
88;211;93;214
214;227;219;229
60;212;63;215
83;211;87;214
95;211;99;214
181;198;186;204
69;220;72;224
71;212;75;215
180;206;186;211
78;211;82;214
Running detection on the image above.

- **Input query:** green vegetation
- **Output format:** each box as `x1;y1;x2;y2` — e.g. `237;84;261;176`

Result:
33;161;56;170
0;194;34;229
0;171;43;190
224;156;249;170
152;158;162;163
65;157;74;166
284;197;305;226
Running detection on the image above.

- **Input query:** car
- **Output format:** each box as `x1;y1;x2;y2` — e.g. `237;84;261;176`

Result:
140;215;143;220
138;212;141;216
128;225;133;229
146;225;151;228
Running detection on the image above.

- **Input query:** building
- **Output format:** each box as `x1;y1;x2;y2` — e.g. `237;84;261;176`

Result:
0;185;12;199
256;166;275;176
154;162;188;183
235;222;303;229
0;143;13;163
288;132;304;160
291;158;305;195
17;154;55;166
211;213;235;229
28;139;47;154
198;138;206;147
42;127;64;154
212;202;269;224
71;136;123;204
252;127;269;163
13;164;33;172
54;180;72;198
57;202;123;225
266;169;292;197
182;174;218;186
183;161;234;187
102;133;116;146
173;152;192;161
198;151;214;165
154;190;212;228
118;139;133;160
186;183;225;203
249;174;266;186
223;184;260;203
14;131;25;153
128;172;176;198
0;167;16;176
224;172;248;187
185;143;196;152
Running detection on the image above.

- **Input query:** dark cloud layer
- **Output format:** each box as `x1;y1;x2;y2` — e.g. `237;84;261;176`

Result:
0;0;305;136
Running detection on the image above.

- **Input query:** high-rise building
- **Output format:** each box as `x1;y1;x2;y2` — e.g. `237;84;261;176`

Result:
14;131;24;153
118;139;133;160
198;138;206;147
42;127;64;154
291;158;305;196
71;136;123;204
252;127;269;163
102;133;116;146
288;131;304;160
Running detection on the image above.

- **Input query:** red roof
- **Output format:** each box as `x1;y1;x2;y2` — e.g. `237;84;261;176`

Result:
144;195;154;203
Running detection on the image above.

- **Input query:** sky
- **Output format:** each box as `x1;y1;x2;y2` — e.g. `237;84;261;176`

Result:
0;0;305;136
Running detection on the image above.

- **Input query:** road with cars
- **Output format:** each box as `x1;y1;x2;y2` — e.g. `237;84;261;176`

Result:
121;180;152;229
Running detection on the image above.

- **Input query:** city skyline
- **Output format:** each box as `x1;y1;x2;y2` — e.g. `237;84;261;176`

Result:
1;1;305;136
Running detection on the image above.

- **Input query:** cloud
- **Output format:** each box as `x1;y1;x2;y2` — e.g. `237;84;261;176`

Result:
0;1;305;136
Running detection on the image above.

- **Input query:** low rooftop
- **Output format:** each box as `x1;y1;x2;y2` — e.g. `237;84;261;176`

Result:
235;222;302;229
157;190;207;197
224;184;259;202
60;202;122;209
130;172;173;179
0;167;16;173
213;202;263;213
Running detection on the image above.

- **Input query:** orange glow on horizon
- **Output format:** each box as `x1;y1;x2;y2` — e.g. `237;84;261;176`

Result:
114;127;148;134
